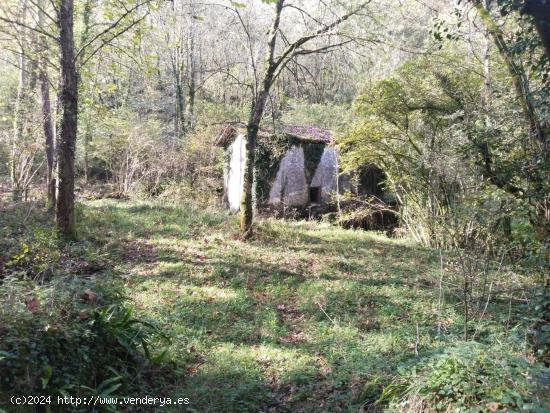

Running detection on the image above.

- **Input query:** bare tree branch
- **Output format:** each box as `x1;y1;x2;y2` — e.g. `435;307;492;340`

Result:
272;1;371;72
75;0;153;63
79;12;149;67
0;14;58;41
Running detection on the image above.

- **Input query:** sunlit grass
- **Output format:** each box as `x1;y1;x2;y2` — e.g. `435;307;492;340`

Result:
57;199;534;412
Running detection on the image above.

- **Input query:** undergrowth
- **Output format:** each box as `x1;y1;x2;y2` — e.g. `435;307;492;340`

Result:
380;342;548;412
0;202;172;411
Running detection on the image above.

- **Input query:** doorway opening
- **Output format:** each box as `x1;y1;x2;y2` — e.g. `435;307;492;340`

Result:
309;186;321;204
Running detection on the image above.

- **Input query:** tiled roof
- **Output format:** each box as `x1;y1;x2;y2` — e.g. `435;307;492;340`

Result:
281;124;333;143
215;123;333;147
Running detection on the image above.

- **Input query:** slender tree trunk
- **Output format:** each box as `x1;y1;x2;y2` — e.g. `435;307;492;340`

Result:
80;0;92;185
11;67;25;202
83;121;92;183
186;0;197;130
188;78;195;130
240;0;285;237
40;69;55;208
482;0;492;108
37;5;56;208
10;1;28;202
175;72;186;136
56;0;78;239
171;40;186;138
169;0;186;138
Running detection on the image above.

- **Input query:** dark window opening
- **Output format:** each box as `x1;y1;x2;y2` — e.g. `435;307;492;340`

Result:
309;186;321;204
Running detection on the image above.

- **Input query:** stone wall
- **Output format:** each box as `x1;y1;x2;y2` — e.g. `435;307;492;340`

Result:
224;139;342;210
311;147;339;203
225;134;246;211
268;146;309;207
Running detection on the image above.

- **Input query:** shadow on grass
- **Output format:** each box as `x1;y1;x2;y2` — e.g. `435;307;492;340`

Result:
72;200;516;413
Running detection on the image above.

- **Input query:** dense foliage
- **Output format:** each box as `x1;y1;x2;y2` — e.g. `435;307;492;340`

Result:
381;343;548;412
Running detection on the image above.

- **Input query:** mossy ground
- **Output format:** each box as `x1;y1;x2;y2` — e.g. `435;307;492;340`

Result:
0;199;537;412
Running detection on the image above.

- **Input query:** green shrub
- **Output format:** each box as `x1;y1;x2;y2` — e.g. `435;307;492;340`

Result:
0;276;169;404
5;227;60;281
379;343;549;412
525;288;550;365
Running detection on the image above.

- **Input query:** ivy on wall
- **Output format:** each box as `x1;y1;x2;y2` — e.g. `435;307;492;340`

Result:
253;131;326;206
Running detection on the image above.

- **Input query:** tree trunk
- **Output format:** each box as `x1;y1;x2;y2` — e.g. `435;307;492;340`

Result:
240;0;285;237
11;69;25;202
83;121;91;183
473;0;549;247
187;0;197;131
187;77;195;130
482;0;492;108
10;1;28;202
175;73;186;136
40;69;56;208
523;0;550;61
473;1;546;148
56;0;78;239
38;5;55;208
80;0;92;185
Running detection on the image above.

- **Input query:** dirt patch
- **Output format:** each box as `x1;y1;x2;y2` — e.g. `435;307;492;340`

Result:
120;239;159;264
59;254;107;275
276;304;305;323
279;331;306;345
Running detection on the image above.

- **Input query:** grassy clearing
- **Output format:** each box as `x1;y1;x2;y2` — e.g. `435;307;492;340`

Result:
0;199;545;412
